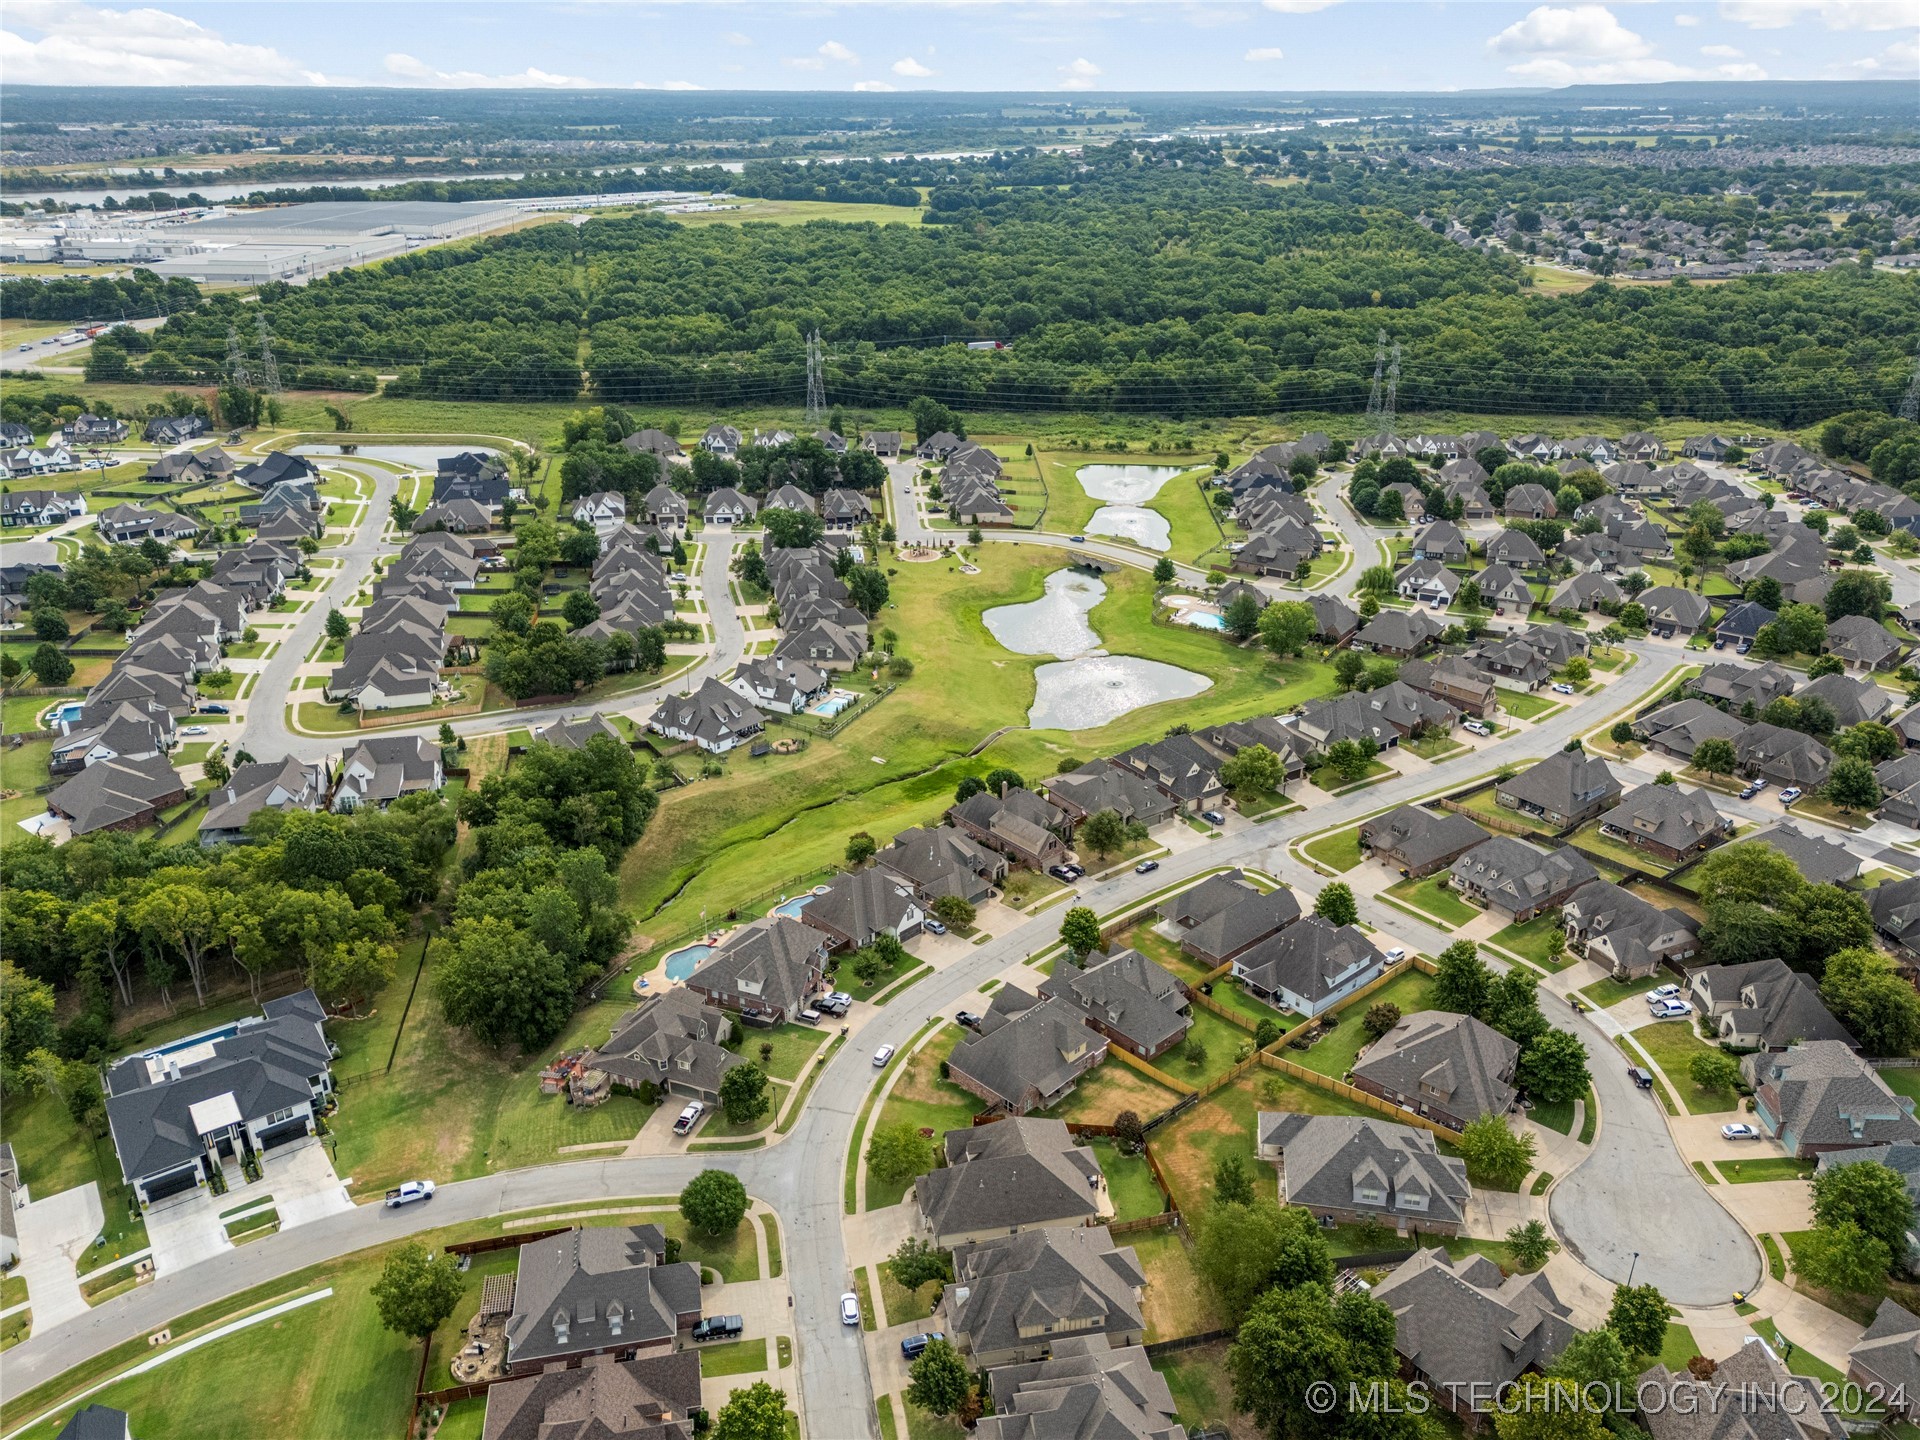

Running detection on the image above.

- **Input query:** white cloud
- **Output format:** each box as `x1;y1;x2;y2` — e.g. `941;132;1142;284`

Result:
1506;54;1767;79
1833;35;1919;71
782;55;824;69
721;31;751;47
1262;0;1345;11
892;56;936;76
1244;46;1287;60
1;0;335;85
384;52;603;88
1720;0;1916;29
853;79;896;90
1489;6;1652;59
818;40;859;63
1673;11;1702;22
1058;56;1102;89
1701;41;1746;53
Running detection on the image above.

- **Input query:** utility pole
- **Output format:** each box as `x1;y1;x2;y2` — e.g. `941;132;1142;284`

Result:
256;313;282;395
1900;339;1920;424
804;329;826;424
1363;328;1386;431
1383;340;1401;438
225;324;251;389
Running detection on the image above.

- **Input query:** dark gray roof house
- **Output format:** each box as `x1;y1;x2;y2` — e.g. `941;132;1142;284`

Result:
1483;528;1545;568
1232;916;1386;1019
1352;1011;1520;1132
948;989;1108;1117
1449;836;1598;922
1547;571;1624;613
946;1226;1146;1367
1634;697;1749;760
1358;805;1490;878
503;1226;702;1374
949;786;1072;872
977;1335;1183;1440
1733;722;1834;789
1180;887;1301;969
685;917;828;1024
915;1117;1103;1249
480;1351;700;1440
1258;1113;1472;1234
1162;869;1261;929
1688;660;1799;712
622;428;686;460
1851;1299;1920;1424
1044;762;1175;829
1871;876;1920;966
647;678;764;755
53;1407;136;1440
880;825;1006;905
585;988;745;1105
1039;947;1192;1059
46;753;188;836
1688;959;1855;1053
1637;585;1713;635
1745;1041;1920;1157
1797;669;1896;728
801;867;924;951
1560;880;1700;981
199;756;329;843
1595;782;1732;865
1827;614;1906;672
1294;682;1454;751
1495;751;1621;830
1714;601;1776;648
1724;824;1861;887
1354;608;1444;658
1306;593;1360;643
1109;734;1224;813
1643;1339;1845;1440
534;713;625;753
1410;520;1467;561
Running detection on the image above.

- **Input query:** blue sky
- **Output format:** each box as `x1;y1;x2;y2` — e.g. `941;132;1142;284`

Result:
1;2;1913;92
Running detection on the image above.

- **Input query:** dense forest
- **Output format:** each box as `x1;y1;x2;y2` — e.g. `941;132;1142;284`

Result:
95;148;1920;424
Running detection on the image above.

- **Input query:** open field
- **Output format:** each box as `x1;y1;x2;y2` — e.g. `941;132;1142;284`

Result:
667;199;927;227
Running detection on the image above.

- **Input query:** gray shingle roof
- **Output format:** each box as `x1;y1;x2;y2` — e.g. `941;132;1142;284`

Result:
977;1335;1182;1440
916;1117;1102;1241
1039;948;1192;1055
1234;917;1384;1009
1181;889;1301;967
1597;782;1729;853
950;1227;1145;1361
1724;823;1860;887
803;867;921;948
47;753;185;835
1641;1339;1846;1440
949;991;1106;1113
479;1351;701;1440
1353;1011;1519;1122
686;917;826;1019
505;1227;701;1368
1750;1042;1920;1151
1372;1249;1577;1412
1495;751;1621;819
587;988;744;1101
1449;836;1597;913
1260;1113;1471;1228
1357;805;1491;871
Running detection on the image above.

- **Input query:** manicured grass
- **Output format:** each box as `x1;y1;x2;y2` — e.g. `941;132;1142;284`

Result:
1160;1006;1257;1088
759;1213;783;1278
903;1398;967;1440
1717;1157;1815;1185
1693;1160;1721;1185
1087;1137;1168;1222
423;1249;519;1384
1629;1020;1739;1114
435;1399;487;1440
1762;1232;1786;1282
1293;972;1437;1080
1384;872;1478;927
854;1266;878;1332
743;1024;830;1082
878;1259;939;1327
1659;1322;1703;1372
1452;786;1560;837
1310;757;1394;791
1579;972;1669;1009
658;1210;761;1283
1042;1058;1185;1127
1489;913;1573;970
1877;1067;1920;1105
1130;1229;1224;1343
1302;824;1365;872
1495;688;1556;720
1530;1095;1578;1136
698;1337;770;1377
1568;820;1681;876
1154;1341;1238;1436
876;1395;901;1440
0;1090;147;1268
873;1027;977;1141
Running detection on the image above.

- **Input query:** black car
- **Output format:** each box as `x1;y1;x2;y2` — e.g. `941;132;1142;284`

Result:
900;1331;945;1359
198;704;230;715
693;1315;745;1342
955;1010;982;1029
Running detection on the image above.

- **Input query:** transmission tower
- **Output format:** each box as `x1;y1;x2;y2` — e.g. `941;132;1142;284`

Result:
1900;340;1920;424
225;324;252;389
256;313;282;395
803;329;826;423
1363;328;1387;429
1382;340;1401;437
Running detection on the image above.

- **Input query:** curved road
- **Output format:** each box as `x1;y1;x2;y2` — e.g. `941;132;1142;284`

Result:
14;452;1773;1428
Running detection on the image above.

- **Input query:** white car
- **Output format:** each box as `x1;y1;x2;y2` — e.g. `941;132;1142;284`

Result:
1648;998;1691;1020
180;725;208;736
1383;947;1407;963
1464;719;1491;736
1649;983;1681;1001
840;1291;861;1325
1552;682;1575;695
1780;787;1803;805
873;1044;896;1067
1721;1123;1761;1141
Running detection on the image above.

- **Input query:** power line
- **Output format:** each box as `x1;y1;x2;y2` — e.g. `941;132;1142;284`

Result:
804;329;826;423
1384;340;1401;439
224;324;251;389
1900;339;1920;425
256;313;282;396
1363;328;1386;427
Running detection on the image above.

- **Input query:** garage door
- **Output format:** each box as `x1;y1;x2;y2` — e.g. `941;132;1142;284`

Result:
258;1118;310;1150
144;1164;199;1202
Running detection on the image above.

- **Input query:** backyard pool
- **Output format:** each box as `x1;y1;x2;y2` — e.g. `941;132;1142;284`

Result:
662;943;714;982
810;690;858;717
1180;610;1227;631
43;700;84;728
772;895;816;919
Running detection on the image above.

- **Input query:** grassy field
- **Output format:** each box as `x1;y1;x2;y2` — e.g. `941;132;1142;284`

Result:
1630;1020;1739;1114
869;1027;977;1208
1291;970;1437;1080
1578;972;1668;1009
1087;1137;1167;1221
619;544;1338;948
1383;873;1478;927
1154;1341;1245;1438
1151;1068;1374;1213
1716;1156;1815;1184
1302;824;1366;873
1130;1228;1224;1342
1489;913;1573;970
668;198;927;227
1043;1058;1185;1127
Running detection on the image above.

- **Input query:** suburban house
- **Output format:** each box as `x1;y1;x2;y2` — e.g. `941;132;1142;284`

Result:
1354;608;1444;659
943;1226;1146;1368
99;502;202;547
1410;521;1468;562
45;753;188;837
1502;484;1557;520
1637;586;1713;637
104;991;333;1206
1687;959;1855;1053
1475;563;1535;613
1257;1113;1471;1236
1231;917;1387;1018
1726;822;1862;888
1870;877;1920;971
801;867;924;951
622;428;685;461
1356;799;1493;876
1108;734;1226;815
48;702;171;776
978;1337;1182;1440
1163;870;1300;967
1448;836;1598;922
331;734;443;812
1293;682;1455;752
1797;670;1896;729
502;1226;703;1375
948;786;1073;872
647;678;765;754
700;425;742;458
1559;881;1699;981
1689;661;1799;713
947;988;1108;1116
532;713;624;753
1594;782;1732;865
144;414;209;446
411;499;492;536
1733;722;1834;791
683;916;828;1025
821;488;873;532
1394;559;1459;609
583;988;745;1106
571;491;630;537
1743;1042;1920;1157
776;618;867;672
1045;762;1176;830
729;655;831;714
1643;1342;1846;1440
879;825;1007;905
1307;593;1361;644
1;490;88;528
1494;751;1621;830
1827;613;1906;672
1038;947;1192;1059
1713;600;1776;652
1633;698;1749;761
1482;528;1546;569
702;489;757;525
53;1408;138;1440
480;1351;702;1440
863;431;902;457
1352;1011;1519;1132
1850;1301;1920;1426
1372;1249;1578;1428
198;756;330;843
1398;656;1497;718
914;1118;1103;1249
1547;572;1625;613
640;484;688;533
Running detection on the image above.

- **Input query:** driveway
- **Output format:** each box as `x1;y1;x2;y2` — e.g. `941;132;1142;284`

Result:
265;1141;354;1229
13;1184;105;1329
145;1191;234;1275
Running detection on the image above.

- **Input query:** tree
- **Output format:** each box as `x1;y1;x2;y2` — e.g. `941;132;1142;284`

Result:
1195;1199;1334;1324
1506;1218;1561;1272
889;1237;953;1293
202;751;230;787
31;608;68;643
1257;600;1315;658
371;1242;465;1340
1808;653;1845;679
907;1339;973;1415
1517;1028;1590;1105
1458;1114;1536;1190
435;917;574;1050
1606;1282;1671;1358
1493;1377;1609;1440
1826;756;1882;813
1433;940;1491;1016
845;831;876;865
1314;881;1359;927
1213;1152;1254;1206
1079;808;1128;857
680;1169;749;1236
1551;1327;1638;1410
846;566;890;616
1224;592;1262;641
1610;720;1635;745
762;508;824;551
0;961;58;1075
489;590;535;636
931;894;974;929
1822;947;1920;1057
561;588;599;629
953;776;986;805
1812;1158;1914;1261
1183;1034;1209;1070
1827;569;1888;623
719;1062;771;1126
28;643;72;687
1362;1001;1401;1040
1795;1220;1891;1296
325;607;350;642
1689;1050;1742;1093
1691;736;1737;777
0;653;19;687
712;1382;790;1440
1060;905;1101;960
1325;738;1374;783
866;1121;936;1187
1220;743;1284;797
983;768;1024;794
1152;557;1175;584
1228;1283;1422;1440
1333;651;1366;691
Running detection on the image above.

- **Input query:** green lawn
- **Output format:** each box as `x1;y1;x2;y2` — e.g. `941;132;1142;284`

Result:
1383;873;1478;927
1154;1342;1239;1436
1292;971;1437;1080
1310;757;1394;792
1528;1085;1592;1139
1087;1137;1168;1221
1717;1157;1815;1185
1302;825;1365;872
698;1337;769;1377
1160;1007;1257;1088
869;1028;978;1208
434;1399;487;1440
1659;1322;1703;1372
1495;688;1556;720
1567;821;1682;876
1748;1317;1884;1419
1130;1228;1224;1342
743;1024;830;1082
1579;972;1669;1009
1630;1021;1740;1114
1451;786;1560;837
1877;1067;1920;1105
1489;913;1573;970
878;1259;940;1327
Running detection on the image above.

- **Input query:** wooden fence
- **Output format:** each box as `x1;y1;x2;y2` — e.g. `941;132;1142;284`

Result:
1108;1211;1181;1236
1103;1041;1195;1096
1257;1052;1464;1143
446;1225;569;1257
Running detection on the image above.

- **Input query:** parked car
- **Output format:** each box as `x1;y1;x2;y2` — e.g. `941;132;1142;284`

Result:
841;1292;862;1325
1721;1123;1761;1141
198;703;230;715
1748;779;1768;793
1649;983;1681;1001
693;1315;745;1342
180;725;208;736
1779;787;1803;805
673;1101;704;1136
873;1044;896;1067
1739;783;1761;800
820;992;853;1014
1383;948;1407;963
900;1331;945;1359
796;1008;824;1026
385;1180;435;1208
1201;810;1226;826
955;1010;982;1029
1134;860;1159;874
1627;1065;1654;1089
1464;719;1491;736
1648;998;1692;1020
1552;682;1575;695
924;919;947;935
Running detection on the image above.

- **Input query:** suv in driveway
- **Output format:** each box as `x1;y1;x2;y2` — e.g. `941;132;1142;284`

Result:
693;1315;744;1342
672;1101;704;1136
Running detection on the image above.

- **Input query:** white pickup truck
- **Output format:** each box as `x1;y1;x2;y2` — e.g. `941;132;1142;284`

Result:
385;1180;436;1208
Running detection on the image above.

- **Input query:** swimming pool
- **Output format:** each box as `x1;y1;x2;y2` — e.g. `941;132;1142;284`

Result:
44;701;83;728
1179;611;1227;631
811;690;857;717
772;895;815;919
663;943;714;982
